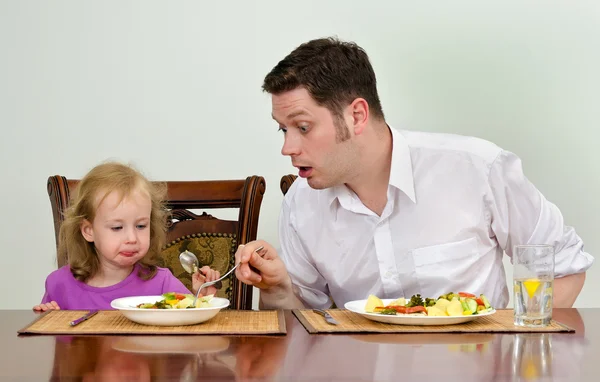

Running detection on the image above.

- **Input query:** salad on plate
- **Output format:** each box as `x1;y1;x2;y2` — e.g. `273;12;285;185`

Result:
364;292;494;317
136;292;214;309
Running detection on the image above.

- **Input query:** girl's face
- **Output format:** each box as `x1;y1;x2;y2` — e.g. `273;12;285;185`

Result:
81;187;152;271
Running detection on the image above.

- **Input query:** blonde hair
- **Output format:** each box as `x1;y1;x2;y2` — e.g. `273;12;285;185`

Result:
58;162;168;282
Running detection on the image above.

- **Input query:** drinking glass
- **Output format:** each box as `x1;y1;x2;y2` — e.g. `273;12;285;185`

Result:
513;245;554;327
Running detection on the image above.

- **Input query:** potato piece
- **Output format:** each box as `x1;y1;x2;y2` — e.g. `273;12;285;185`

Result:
434;298;451;311
446;299;464;316
426;305;447;316
365;295;384;313
388;297;406;306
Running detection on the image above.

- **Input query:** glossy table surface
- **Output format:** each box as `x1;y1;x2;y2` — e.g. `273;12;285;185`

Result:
2;309;597;381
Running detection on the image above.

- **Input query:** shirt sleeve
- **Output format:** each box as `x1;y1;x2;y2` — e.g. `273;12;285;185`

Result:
278;196;331;309
161;271;193;295
40;274;53;304
40;290;51;304
487;150;594;277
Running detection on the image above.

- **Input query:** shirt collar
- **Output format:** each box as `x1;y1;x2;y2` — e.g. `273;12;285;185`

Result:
326;126;416;206
389;126;416;203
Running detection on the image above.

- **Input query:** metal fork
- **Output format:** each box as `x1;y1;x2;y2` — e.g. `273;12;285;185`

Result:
192;245;264;306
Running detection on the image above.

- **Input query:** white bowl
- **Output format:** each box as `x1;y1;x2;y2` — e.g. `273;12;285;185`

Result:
110;295;230;326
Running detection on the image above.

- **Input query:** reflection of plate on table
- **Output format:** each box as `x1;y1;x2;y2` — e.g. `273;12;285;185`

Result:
350;333;496;345
112;336;231;354
344;299;496;326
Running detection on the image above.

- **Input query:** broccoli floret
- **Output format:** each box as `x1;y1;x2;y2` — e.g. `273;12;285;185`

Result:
439;292;457;301
406;294;425;307
425;297;436;307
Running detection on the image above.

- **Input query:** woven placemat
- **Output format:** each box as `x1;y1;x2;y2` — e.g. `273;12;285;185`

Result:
18;310;286;335
292;309;574;334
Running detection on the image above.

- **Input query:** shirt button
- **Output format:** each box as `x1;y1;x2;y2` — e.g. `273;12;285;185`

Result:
385;271;393;278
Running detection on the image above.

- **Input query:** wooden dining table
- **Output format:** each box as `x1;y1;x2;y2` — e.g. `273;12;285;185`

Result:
2;308;596;381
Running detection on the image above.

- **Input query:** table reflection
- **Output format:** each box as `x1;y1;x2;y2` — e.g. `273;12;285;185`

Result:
499;309;587;381
280;310;588;381
232;336;288;381
48;333;289;381
41;309;588;381
504;333;552;381
50;336;157;382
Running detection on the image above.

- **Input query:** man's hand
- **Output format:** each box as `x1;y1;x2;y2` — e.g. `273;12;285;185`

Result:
33;301;60;312
234;241;291;291
235;241;306;309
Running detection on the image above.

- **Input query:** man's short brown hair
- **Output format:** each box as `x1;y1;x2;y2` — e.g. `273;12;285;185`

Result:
263;37;385;128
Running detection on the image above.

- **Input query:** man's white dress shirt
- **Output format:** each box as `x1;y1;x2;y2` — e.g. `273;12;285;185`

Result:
278;127;593;309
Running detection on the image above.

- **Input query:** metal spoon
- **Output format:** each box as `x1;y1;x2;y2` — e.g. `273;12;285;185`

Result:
179;250;199;274
192;245;264;306
179;250;223;290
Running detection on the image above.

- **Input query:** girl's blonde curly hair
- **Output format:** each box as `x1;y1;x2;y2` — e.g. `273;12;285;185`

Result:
58;162;168;282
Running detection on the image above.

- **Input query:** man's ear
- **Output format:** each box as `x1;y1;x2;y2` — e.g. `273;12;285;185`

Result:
81;219;94;242
349;98;369;135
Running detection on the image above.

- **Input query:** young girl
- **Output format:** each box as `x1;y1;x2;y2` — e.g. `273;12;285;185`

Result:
34;162;220;311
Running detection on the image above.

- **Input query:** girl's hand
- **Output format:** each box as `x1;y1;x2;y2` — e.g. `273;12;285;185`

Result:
33;301;60;312
192;266;221;297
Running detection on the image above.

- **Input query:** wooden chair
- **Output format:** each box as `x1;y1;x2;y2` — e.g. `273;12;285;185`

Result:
47;175;266;310
280;174;297;196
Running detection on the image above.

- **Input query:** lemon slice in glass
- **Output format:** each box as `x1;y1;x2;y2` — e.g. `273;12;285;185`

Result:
523;279;541;298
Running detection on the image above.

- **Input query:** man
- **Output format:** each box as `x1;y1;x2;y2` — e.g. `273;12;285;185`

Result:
235;37;593;310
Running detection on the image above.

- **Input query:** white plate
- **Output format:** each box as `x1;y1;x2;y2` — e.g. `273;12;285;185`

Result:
344;299;496;326
110;295;230;326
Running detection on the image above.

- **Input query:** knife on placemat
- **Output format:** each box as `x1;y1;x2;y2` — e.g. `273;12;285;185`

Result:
70;310;98;326
313;309;339;325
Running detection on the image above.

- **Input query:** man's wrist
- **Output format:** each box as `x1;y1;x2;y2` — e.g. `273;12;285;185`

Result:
260;277;293;299
259;277;303;309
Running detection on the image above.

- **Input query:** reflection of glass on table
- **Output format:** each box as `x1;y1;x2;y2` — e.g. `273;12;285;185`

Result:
510;333;552;381
513;244;554;327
